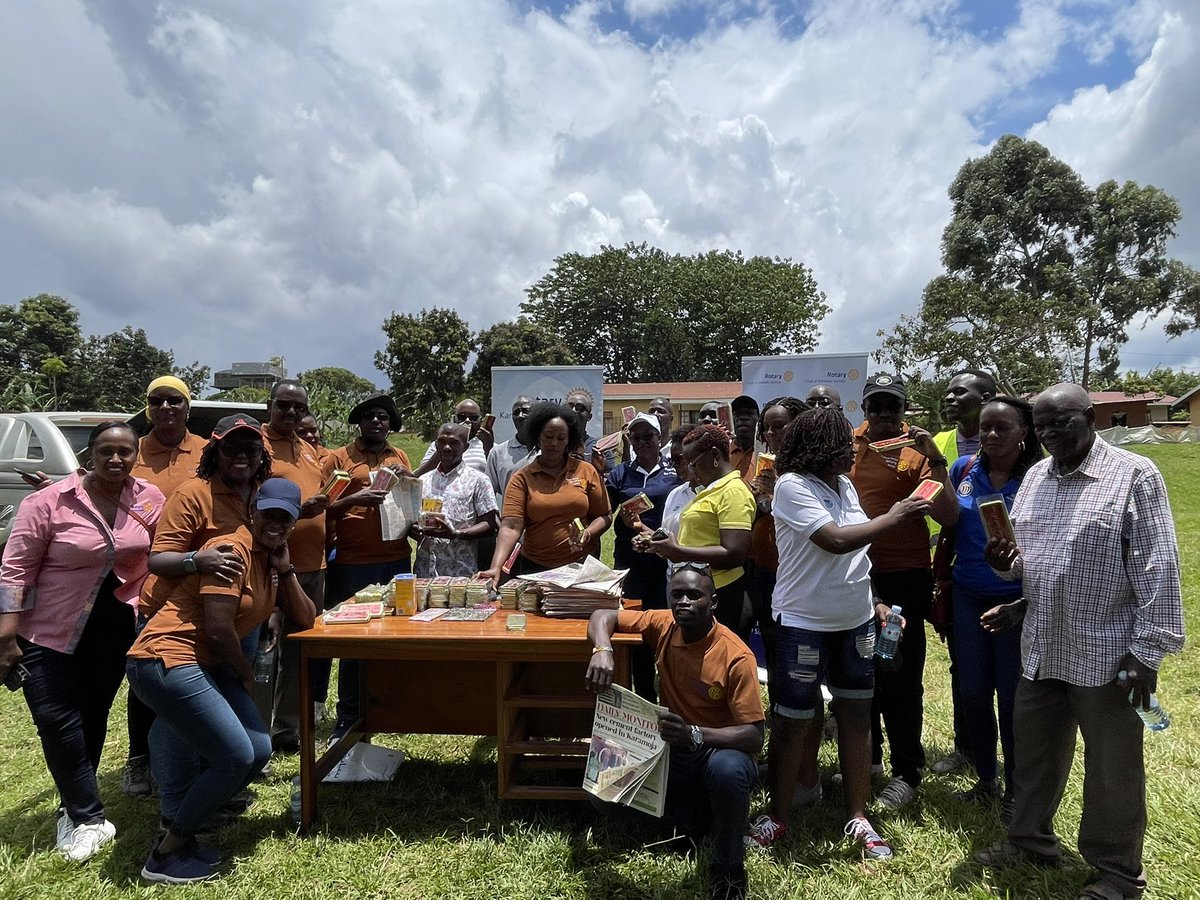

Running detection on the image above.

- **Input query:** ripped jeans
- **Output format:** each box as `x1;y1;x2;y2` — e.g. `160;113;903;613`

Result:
771;619;875;719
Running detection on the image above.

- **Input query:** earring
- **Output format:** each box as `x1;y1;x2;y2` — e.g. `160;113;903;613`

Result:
1018;440;1025;451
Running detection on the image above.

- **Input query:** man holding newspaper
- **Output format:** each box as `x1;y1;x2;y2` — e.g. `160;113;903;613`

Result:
586;562;764;900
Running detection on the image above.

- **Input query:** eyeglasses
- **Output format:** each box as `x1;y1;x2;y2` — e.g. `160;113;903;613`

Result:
148;395;187;407
219;441;263;458
806;397;836;408
668;561;712;576
273;400;309;414
567;402;590;413
629;430;658;444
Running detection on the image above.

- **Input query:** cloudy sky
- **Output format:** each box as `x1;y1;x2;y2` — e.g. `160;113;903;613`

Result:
3;0;1199;389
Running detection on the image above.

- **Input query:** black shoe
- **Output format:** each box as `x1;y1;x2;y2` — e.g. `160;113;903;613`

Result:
272;733;301;754
708;864;748;900
954;778;1001;804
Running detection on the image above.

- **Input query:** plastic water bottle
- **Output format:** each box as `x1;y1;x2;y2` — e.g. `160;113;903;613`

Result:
253;640;275;684
875;605;903;660
1118;670;1170;732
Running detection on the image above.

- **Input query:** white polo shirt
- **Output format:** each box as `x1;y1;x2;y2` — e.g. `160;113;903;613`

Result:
772;471;874;632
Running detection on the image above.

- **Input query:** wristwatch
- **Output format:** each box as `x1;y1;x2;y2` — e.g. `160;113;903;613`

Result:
278;566;297;579
181;551;198;574
688;724;704;751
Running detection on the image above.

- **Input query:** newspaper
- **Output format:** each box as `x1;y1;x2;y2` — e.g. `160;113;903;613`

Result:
583;684;669;817
379;476;424;542
515;555;627;595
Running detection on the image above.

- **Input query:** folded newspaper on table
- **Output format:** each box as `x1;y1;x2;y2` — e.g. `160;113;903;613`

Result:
379;476;424;542
584;684;669;817
514;556;628;618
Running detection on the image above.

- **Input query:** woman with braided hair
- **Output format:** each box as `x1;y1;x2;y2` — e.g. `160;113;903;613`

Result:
746;406;933;859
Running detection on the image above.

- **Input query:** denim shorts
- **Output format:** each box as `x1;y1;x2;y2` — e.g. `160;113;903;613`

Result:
771;619;875;719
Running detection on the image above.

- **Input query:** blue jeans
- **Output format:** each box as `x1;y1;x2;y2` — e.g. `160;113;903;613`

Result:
127;658;271;833
324;559;411;725
951;584;1021;787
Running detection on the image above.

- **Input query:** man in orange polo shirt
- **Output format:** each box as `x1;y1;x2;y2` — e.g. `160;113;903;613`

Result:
848;373;956;810
321;393;413;741
262;379;330;753
587;564;764;900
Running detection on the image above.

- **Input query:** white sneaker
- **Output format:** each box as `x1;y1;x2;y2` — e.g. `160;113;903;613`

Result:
60;819;116;862
831;763;884;786
876;777;916;810
55;811;73;851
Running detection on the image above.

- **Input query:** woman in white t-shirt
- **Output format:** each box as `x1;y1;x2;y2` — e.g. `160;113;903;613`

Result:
746;407;932;860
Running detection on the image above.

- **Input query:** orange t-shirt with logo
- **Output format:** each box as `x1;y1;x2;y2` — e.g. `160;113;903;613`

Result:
501;456;610;568
133;431;208;499
129;527;276;669
849;421;933;573
321;440;412;566
264;424;327;573
617;608;764;729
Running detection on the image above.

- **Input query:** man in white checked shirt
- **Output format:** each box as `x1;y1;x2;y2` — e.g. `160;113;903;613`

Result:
974;384;1184;900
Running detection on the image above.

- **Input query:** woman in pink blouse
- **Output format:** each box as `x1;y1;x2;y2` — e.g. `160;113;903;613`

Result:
0;421;164;863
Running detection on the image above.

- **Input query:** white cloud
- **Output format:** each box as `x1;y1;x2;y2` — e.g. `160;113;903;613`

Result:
0;0;1197;390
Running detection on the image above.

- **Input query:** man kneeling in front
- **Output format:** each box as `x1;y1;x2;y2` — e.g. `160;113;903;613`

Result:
587;562;764;900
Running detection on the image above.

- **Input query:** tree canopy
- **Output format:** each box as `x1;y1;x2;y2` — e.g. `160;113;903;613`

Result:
877;135;1200;392
465;318;577;407
522;242;829;382
374;308;472;439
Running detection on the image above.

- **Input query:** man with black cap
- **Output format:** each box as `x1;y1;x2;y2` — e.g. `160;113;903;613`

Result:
729;395;760;480
321;393;414;742
848;373;956;810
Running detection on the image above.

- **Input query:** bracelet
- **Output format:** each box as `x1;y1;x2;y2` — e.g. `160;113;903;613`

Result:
592;645;613;654
277;566;297;579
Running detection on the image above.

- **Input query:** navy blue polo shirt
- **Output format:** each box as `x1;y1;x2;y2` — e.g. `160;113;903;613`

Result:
605;455;682;566
950;456;1024;598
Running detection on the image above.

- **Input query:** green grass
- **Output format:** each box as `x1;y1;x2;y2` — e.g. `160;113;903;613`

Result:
2;445;1198;898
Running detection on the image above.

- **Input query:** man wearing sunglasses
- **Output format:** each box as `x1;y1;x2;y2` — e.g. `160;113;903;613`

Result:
414;398;491;476
587;562;763;900
804;385;843;411
263;379;330;753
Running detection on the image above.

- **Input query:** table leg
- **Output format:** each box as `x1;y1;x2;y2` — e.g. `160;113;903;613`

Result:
298;643;316;834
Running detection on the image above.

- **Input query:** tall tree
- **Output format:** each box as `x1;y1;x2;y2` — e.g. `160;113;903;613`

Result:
174;362;212;398
522;242;829;382
878;136;1200;392
465;318;577;408
297;367;376;401
374;308;472;439
298;367;378;448
0;294;85;407
76;326;176;411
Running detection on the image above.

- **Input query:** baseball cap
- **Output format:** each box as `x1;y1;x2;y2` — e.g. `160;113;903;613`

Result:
862;373;907;402
628;412;661;434
254;477;302;519
211;415;265;441
731;394;759;413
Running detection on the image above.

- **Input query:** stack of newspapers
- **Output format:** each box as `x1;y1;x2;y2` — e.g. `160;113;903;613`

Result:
514;556;627;618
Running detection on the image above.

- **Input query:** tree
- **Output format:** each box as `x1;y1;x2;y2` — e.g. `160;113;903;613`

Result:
0;295;85;407
298;367;377;449
522;243;829;382
174;362;211;397
76;326;176;411
298;367;376;402
1096;365;1200;399
374;308;472;439
206;386;271;403
465;318;577;407
877;136;1200;392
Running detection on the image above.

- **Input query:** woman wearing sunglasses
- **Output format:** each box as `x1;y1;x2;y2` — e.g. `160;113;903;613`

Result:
120;376;212;797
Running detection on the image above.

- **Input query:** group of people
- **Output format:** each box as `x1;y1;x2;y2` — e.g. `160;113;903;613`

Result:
0;369;1185;900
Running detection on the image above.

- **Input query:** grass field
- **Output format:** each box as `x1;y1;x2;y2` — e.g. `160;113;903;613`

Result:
1;443;1197;899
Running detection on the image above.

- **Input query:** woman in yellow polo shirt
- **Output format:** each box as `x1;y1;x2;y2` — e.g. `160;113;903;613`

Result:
641;424;755;642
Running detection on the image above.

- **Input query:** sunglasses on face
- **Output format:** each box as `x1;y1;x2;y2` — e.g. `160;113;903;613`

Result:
567;402;590;413
148;395;187;407
806;397;836;408
219;441;264;458
456;412;481;422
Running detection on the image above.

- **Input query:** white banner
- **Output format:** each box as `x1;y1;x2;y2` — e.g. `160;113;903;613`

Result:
740;353;870;424
489;366;606;442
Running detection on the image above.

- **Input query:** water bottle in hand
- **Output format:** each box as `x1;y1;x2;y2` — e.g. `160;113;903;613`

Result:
1118;669;1169;732
875;605;903;660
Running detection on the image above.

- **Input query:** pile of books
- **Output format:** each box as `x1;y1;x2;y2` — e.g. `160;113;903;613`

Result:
514;556;627;619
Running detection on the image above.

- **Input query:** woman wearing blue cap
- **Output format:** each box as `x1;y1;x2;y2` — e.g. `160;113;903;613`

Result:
127;477;316;884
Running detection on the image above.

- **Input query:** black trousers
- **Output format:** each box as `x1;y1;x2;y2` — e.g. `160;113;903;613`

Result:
19;574;135;824
614;551;668;702
869;567;932;787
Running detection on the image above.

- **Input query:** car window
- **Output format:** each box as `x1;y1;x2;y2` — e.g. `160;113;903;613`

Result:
57;426;93;458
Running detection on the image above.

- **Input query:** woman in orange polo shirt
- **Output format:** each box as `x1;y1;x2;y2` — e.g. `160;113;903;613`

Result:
123;376;210;798
481;402;611;583
127;478;315;884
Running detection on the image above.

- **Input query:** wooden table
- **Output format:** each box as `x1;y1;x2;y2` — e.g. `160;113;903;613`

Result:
291;610;638;833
